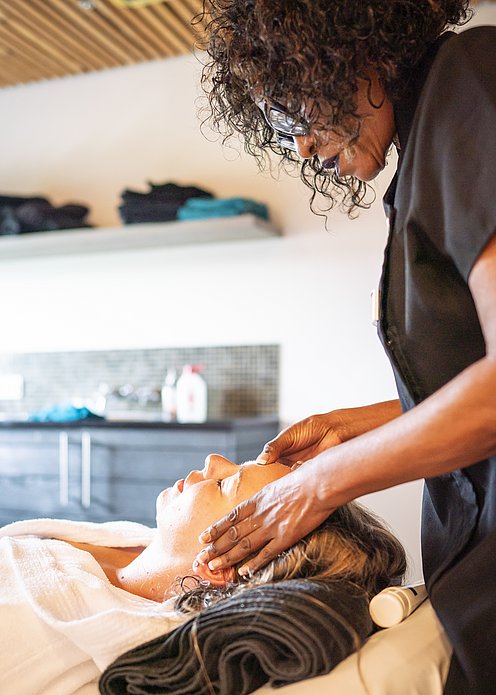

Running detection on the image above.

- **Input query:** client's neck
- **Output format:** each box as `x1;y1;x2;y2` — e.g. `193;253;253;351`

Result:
115;540;188;602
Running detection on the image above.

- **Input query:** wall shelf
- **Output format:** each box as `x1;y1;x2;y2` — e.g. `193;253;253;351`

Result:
0;214;281;261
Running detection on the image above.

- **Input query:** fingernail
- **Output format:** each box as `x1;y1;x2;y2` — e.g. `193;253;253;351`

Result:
255;455;269;465
208;559;222;571
196;549;209;564
199;530;212;543
238;566;248;577
192;560;200;569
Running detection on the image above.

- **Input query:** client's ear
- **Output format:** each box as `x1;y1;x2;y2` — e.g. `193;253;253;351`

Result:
193;560;235;586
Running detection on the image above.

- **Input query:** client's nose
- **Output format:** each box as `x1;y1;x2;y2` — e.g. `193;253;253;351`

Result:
203;454;237;480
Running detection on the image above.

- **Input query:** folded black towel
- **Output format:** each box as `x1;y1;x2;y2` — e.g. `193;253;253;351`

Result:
0;207;20;235
0;194;49;209
0;195;50;235
121;182;213;206
148;182;213;203
0;195;91;234
16;201;91;232
118;182;214;224
99;579;372;695
118;201;183;224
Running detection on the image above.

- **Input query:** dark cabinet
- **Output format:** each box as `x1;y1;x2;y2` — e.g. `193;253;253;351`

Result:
0;419;279;527
0;429;81;522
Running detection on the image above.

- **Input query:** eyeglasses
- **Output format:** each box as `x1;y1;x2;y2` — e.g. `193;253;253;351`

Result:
258;99;310;152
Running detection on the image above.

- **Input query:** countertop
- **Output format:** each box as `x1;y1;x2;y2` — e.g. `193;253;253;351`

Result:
0;415;279;430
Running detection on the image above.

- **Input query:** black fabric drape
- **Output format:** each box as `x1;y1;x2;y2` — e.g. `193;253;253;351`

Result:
99;579;372;695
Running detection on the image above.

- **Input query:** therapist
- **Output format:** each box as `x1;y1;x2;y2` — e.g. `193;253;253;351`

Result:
194;2;496;693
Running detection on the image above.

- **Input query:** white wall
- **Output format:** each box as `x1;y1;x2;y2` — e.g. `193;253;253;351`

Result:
0;49;401;418
0;6;494;579
0;52;399;405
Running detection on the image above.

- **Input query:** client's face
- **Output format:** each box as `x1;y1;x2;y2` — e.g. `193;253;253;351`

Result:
155;455;288;572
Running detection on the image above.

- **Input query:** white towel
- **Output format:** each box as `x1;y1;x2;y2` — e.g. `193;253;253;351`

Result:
0;516;157;546
0;518;187;695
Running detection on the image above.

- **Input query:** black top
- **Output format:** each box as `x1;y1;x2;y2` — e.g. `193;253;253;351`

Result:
379;27;496;694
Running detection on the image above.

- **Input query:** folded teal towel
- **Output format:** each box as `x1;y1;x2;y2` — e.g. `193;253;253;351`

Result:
177;196;269;221
28;404;103;423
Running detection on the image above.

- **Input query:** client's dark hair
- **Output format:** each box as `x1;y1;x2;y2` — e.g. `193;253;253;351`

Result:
176;501;406;613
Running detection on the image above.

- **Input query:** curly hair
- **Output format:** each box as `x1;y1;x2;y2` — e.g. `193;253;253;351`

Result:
175;500;407;613
199;0;471;214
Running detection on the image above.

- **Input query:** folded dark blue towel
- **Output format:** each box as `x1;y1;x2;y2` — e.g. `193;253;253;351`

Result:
28;404;103;423
177;197;269;221
99;579;371;695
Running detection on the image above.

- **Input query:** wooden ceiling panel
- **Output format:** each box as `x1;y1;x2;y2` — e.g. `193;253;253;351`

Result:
0;0;205;88
0;1;492;89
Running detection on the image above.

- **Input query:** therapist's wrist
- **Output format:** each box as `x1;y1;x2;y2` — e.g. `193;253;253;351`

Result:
334;400;402;442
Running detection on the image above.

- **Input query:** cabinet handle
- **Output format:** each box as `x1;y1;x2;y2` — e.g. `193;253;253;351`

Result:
81;430;91;509
59;431;69;507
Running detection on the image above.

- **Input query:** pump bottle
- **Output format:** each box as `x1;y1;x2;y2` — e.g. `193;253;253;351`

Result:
176;364;208;423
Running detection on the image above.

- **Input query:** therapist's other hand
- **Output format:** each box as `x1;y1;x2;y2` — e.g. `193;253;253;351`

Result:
194;466;333;576
256;412;346;466
256;401;403;466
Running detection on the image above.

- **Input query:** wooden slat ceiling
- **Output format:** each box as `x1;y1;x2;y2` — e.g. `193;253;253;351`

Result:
0;0;205;89
0;1;492;89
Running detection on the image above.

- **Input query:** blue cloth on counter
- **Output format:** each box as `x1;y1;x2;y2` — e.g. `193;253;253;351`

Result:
177;197;269;221
27;404;103;423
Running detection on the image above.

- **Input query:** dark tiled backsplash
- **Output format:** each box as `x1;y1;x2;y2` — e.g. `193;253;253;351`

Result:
0;345;279;419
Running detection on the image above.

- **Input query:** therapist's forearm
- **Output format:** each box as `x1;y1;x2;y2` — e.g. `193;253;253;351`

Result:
314;356;496;507
334;399;402;441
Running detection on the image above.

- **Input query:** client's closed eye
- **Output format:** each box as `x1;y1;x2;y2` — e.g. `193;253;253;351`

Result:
216;479;223;489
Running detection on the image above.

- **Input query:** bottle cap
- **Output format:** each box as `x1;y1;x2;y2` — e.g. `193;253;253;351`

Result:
369;590;409;628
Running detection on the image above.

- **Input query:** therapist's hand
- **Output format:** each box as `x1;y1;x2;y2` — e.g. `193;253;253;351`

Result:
255;412;347;467
256;401;403;466
194;464;334;577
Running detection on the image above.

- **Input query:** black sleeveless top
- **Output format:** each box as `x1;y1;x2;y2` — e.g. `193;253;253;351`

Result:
378;27;496;694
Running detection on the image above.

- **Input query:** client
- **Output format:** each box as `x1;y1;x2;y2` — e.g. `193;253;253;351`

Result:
0;455;405;695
